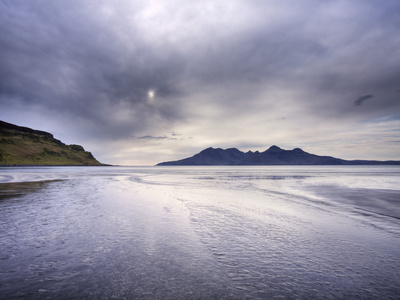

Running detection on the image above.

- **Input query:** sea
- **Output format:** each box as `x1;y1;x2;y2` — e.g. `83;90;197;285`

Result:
0;165;399;299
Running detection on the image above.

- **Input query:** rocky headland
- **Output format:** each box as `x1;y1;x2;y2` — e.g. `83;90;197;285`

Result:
0;120;105;166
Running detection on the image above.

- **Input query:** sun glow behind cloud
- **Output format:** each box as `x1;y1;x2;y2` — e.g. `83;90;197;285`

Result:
147;89;155;101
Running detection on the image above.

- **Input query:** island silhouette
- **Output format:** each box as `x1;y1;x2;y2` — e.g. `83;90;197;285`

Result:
157;145;400;166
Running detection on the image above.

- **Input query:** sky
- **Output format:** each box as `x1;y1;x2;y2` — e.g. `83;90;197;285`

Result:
1;0;399;165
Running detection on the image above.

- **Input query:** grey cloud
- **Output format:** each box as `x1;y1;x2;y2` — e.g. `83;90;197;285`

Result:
2;1;399;110
137;132;188;141
137;135;168;140
354;95;373;106
0;0;186;140
1;0;400;163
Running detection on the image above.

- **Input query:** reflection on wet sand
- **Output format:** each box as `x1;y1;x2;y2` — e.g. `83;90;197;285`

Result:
0;166;399;299
0;180;61;200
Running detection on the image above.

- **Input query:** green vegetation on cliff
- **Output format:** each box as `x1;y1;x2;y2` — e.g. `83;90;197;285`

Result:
0;120;104;166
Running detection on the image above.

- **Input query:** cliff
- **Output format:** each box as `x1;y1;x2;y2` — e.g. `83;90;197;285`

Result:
0;120;104;166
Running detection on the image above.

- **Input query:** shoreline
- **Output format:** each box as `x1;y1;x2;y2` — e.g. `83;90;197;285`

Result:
0;164;113;167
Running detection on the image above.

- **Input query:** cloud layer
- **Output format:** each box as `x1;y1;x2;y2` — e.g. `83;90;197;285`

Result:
1;0;400;164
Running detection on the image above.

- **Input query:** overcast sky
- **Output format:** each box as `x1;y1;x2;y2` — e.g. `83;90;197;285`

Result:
1;0;399;165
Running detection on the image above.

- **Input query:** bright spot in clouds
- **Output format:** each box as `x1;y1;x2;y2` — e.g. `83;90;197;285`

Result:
148;90;155;100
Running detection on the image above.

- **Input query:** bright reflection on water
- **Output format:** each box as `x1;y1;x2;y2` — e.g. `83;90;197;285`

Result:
0;166;400;299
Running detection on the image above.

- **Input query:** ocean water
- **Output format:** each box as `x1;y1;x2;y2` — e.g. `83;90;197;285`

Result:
0;166;399;299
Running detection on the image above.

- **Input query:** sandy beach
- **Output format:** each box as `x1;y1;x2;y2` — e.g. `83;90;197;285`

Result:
1;166;399;299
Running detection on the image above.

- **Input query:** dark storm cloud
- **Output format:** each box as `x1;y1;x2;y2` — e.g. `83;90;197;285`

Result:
2;1;400;111
354;95;373;106
1;0;400;164
0;0;186;139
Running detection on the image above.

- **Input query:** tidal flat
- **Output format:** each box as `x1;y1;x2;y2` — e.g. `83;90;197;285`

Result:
1;166;400;299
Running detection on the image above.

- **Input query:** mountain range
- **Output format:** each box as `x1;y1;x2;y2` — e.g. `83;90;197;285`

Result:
157;145;400;166
0;120;104;166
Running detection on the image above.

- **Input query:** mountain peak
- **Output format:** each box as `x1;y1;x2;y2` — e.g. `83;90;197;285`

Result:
200;147;217;153
265;145;283;152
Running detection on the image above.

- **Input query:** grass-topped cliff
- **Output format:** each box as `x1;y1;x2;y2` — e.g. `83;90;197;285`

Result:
0;120;104;166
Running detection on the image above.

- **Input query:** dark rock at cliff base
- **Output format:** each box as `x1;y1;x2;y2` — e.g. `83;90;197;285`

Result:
157;145;400;166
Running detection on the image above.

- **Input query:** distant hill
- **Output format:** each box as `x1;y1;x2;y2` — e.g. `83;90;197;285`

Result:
157;145;400;166
0;120;105;166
